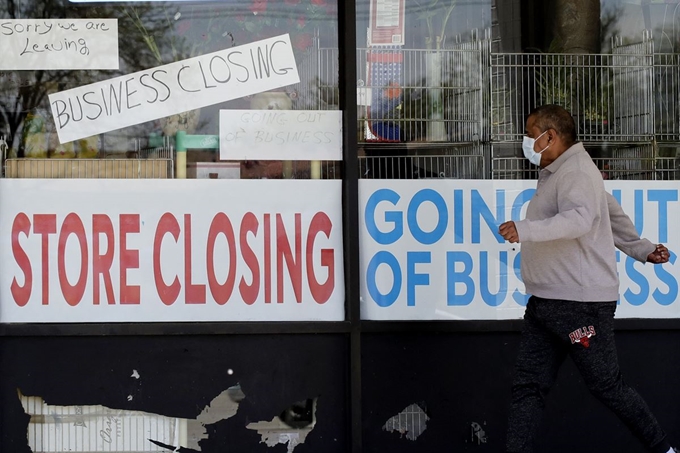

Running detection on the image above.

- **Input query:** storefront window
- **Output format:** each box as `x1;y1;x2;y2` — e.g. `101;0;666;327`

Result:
0;0;346;323
356;1;680;321
602;0;680;53
0;0;340;179
355;0;492;179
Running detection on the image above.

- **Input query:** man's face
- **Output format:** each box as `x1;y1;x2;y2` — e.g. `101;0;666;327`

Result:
525;115;558;167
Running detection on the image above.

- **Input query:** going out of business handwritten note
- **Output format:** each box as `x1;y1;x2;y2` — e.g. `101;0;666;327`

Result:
219;109;342;161
48;34;299;144
0;19;119;70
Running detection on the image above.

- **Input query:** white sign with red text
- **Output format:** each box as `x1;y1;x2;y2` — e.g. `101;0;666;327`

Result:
0;180;344;323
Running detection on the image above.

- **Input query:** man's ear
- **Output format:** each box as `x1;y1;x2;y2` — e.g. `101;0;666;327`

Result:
547;129;556;144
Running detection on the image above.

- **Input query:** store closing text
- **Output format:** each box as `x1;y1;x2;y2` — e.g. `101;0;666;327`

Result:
9;211;336;307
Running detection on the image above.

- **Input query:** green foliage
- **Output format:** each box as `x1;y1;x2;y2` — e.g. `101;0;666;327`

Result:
534;54;612;121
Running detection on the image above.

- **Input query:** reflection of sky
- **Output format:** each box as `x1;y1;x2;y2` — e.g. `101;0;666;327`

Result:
602;0;680;52
129;0;491;50
356;0;492;48
70;0;244;2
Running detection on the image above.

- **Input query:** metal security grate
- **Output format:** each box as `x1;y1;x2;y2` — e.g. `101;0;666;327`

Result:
360;154;487;179
597;144;657;180
490;145;675;181
359;143;486;179
491;157;539;180
319;43;489;144
654;157;679;180
136;136;175;160
4;158;173;179
356;47;486;143
596;144;678;180
654;53;680;142
491;34;655;143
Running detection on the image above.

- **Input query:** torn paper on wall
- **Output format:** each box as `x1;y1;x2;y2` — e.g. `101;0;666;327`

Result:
246;398;317;453
470;421;488;444
19;384;244;452
382;403;429;441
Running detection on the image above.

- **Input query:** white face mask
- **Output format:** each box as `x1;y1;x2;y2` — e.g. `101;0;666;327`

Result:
522;130;550;166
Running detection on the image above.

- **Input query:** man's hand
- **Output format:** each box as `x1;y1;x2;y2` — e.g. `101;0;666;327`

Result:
499;221;520;243
647;244;670;264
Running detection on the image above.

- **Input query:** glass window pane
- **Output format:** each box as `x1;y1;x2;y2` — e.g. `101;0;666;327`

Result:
0;0;340;180
355;0;492;180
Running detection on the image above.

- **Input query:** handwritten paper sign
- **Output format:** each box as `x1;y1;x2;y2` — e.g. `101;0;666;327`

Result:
48;35;300;144
219;109;342;161
0;19;118;70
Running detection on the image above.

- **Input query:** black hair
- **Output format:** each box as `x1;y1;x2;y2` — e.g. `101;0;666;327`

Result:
529;104;577;145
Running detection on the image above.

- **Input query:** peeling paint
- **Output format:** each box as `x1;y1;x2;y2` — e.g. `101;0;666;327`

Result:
19;385;244;452
470;421;488;444
382;403;429;441
195;385;245;426
131;370;141;380
246;398;317;453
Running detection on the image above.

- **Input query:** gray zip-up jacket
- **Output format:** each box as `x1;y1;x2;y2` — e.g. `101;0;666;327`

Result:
514;142;655;302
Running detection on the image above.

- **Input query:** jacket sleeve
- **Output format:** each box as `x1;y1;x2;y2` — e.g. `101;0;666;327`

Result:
515;170;598;242
606;192;655;262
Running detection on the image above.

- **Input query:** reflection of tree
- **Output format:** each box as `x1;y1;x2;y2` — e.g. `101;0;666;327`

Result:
553;0;600;53
600;2;622;53
654;3;680;53
123;5;228;65
1;71;62;153
119;5;177;68
0;1;170;155
412;0;457;50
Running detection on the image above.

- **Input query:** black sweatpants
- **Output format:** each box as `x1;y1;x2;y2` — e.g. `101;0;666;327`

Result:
506;296;670;453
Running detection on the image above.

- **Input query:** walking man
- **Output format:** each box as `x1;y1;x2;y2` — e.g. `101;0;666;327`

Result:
499;104;675;453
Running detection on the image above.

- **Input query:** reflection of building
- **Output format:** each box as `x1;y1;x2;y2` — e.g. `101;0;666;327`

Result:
350;0;680;181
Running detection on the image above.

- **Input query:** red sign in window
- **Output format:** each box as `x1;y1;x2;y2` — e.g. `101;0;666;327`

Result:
369;0;405;46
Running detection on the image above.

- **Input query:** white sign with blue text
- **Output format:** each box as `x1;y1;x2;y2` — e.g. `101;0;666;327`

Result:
360;180;680;320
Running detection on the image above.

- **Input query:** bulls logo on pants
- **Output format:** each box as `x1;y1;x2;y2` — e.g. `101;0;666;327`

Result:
569;326;596;348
